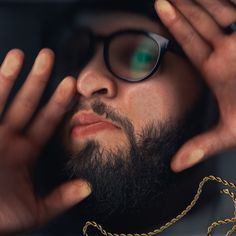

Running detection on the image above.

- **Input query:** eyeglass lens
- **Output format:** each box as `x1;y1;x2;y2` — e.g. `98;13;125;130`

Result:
108;33;160;81
60;30;161;81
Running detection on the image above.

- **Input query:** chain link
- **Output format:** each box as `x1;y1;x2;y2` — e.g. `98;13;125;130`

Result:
83;175;236;236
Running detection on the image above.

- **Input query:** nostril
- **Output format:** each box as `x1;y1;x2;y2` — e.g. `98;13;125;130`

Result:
92;88;108;96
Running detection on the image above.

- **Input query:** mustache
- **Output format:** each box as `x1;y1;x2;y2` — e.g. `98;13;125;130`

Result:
70;98;136;146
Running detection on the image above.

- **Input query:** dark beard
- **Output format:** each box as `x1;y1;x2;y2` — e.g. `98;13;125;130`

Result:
65;98;205;220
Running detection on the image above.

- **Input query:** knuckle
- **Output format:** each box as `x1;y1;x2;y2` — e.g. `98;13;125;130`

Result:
188;9;203;24
19;95;35;112
53;96;67;110
167;11;181;28
167;14;193;46
180;29;196;46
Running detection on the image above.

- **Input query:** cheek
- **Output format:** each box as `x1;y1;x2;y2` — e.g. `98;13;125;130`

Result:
122;83;181;130
121;69;199;132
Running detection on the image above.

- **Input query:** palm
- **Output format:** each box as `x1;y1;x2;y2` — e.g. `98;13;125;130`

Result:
0;161;38;233
204;37;236;124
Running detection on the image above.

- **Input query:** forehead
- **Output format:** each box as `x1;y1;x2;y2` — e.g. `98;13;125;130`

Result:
75;11;168;36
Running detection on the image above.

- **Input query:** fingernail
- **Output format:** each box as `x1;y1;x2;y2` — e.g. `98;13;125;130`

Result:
59;77;76;100
33;52;51;75
1;53;21;77
185;149;204;169
81;182;92;198
61;77;76;91
155;0;176;20
67;181;92;204
172;149;204;172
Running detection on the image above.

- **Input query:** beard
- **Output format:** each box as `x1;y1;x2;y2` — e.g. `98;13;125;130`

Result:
65;98;205;220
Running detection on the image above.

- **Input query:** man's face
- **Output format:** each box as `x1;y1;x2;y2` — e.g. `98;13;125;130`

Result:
61;11;203;216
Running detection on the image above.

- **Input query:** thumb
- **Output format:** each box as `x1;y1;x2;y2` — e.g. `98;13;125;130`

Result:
37;179;91;226
171;124;235;172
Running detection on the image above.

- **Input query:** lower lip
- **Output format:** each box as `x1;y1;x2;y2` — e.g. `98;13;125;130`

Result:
71;122;119;137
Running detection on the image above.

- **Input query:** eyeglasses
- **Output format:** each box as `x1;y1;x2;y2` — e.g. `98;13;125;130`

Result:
60;28;183;82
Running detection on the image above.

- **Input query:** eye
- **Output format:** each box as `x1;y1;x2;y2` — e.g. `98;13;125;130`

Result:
126;37;160;80
130;41;158;72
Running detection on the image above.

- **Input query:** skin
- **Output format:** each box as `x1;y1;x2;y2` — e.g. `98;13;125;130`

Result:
0;0;235;234
63;11;200;155
155;0;236;171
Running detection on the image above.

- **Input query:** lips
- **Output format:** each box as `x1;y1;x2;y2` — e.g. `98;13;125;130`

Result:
70;113;120;137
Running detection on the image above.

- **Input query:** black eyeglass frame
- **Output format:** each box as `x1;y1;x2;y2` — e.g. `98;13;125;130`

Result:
73;28;184;83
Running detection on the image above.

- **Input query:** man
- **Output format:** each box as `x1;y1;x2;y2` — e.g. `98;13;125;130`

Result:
0;0;235;235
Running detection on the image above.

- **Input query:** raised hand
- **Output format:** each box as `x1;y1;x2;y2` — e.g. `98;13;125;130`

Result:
0;49;91;235
155;0;236;172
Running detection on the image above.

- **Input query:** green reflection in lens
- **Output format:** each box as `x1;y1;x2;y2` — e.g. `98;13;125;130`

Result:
130;38;157;79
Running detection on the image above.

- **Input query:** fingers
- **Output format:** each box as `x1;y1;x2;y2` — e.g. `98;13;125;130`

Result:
27;76;76;149
0;49;24;116
155;0;236;67
169;0;224;46
38;180;91;225
171;124;236;172
155;0;212;69
3;49;54;130
0;49;77;152
196;0;236;27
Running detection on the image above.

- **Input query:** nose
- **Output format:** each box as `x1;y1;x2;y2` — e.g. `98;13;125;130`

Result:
76;52;118;99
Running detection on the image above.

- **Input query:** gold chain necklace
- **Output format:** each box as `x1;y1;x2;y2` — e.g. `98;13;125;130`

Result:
82;175;236;236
